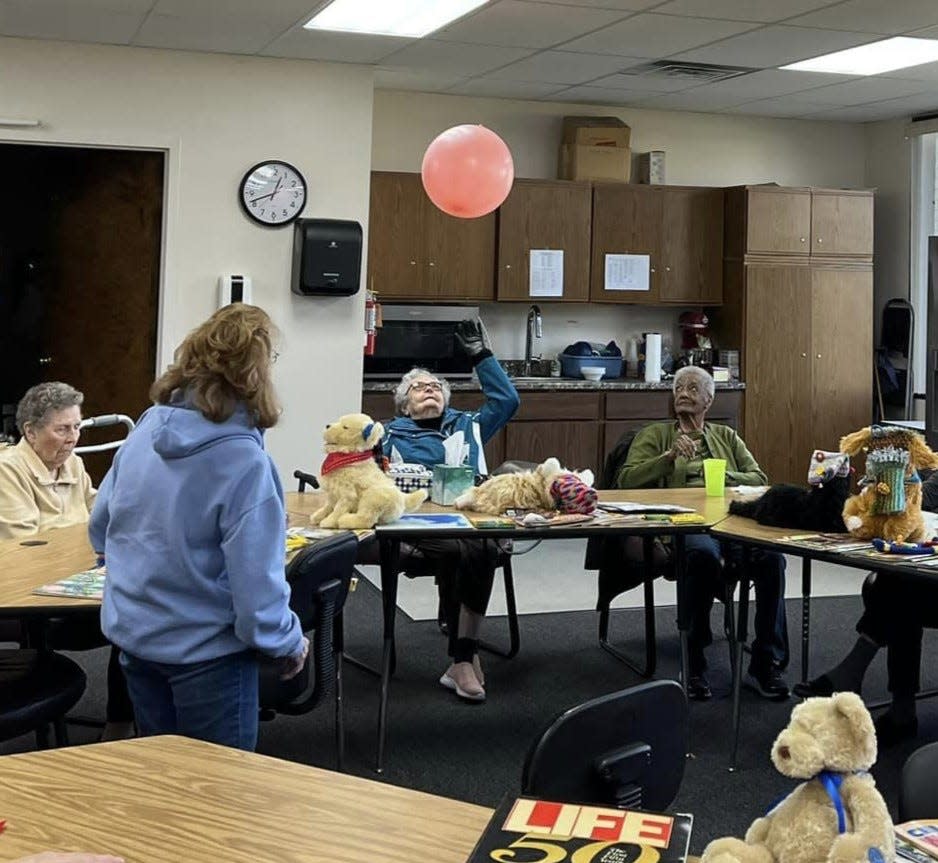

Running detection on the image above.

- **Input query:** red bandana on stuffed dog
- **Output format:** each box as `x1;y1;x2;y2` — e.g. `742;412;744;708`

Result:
321;450;374;476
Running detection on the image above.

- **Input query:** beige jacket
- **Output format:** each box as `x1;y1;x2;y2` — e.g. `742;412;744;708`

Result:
0;439;96;539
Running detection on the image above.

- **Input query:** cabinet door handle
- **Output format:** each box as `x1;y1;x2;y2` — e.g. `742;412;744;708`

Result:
409;260;417;266
816;353;822;359
429;261;436;267
665;266;671;272
801;352;807;358
817;237;823;244
650;267;656;274
800;237;806;243
505;264;512;270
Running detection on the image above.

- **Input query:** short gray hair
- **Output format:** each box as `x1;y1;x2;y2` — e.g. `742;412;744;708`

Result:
672;365;715;400
393;368;452;416
16;382;84;433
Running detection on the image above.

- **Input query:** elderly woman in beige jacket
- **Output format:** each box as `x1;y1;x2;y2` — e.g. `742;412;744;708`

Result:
0;381;133;740
0;381;95;539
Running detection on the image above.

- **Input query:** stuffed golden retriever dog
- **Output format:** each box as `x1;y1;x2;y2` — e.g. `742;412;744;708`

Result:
701;693;893;863
840;425;938;542
454;458;595;515
309;413;426;529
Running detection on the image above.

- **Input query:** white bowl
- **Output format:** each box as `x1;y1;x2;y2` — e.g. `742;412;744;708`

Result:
581;366;606;381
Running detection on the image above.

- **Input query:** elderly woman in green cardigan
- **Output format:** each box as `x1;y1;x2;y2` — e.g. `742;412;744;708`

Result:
617;366;790;702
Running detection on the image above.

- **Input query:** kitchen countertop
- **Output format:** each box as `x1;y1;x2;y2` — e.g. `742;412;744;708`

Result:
362;378;746;392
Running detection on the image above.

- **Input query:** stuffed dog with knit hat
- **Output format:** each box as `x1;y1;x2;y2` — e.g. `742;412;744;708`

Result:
309;413;426;529
701;692;894;863
840;425;938;542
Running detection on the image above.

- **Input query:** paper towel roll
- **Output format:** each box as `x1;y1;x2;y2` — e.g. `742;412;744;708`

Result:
644;333;662;383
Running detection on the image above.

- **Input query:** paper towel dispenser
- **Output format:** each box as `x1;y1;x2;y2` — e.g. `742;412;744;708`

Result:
291;218;362;297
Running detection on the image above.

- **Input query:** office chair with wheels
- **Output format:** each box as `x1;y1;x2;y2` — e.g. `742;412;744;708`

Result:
522;680;688;811
0;649;87;749
258;532;357;770
899;741;938;822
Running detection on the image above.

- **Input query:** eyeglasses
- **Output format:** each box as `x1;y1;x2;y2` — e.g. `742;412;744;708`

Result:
409;381;442;393
270;351;280;364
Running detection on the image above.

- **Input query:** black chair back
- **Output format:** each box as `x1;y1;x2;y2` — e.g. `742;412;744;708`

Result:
522;680;687;812
899;741;938;822
259;532;357;716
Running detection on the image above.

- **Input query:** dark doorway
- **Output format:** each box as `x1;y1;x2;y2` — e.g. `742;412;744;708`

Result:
0;143;164;482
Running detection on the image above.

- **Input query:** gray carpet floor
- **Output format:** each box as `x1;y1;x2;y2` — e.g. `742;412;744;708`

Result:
3;580;936;855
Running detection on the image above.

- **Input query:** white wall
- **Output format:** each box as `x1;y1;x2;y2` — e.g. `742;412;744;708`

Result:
371;90;869;362
0;37;374;482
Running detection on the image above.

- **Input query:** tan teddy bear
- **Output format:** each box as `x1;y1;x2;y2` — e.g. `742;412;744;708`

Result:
309;412;426;530
701;692;894;863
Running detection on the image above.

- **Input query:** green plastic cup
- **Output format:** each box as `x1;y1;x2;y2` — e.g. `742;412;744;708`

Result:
703;458;726;496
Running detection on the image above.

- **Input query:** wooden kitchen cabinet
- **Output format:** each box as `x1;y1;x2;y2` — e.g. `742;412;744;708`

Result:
367;171;495;302
714;184;874;483
506;421;601;473
496;178;592;302
590;184;723;305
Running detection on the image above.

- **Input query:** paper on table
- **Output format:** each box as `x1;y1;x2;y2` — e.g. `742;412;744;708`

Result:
604;254;650;292
529;249;564;298
732;485;769;495
598;501;695;514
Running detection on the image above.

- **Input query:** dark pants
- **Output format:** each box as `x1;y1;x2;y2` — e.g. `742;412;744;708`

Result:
683;534;788;674
120;649;259;751
402;538;499;656
857;572;938;697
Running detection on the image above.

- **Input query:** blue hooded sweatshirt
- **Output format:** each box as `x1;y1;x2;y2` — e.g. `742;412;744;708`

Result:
90;399;303;665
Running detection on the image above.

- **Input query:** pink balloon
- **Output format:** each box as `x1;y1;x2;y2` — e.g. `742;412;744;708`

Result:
421;125;514;219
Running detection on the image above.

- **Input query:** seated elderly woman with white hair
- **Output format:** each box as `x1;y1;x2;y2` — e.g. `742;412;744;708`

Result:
0;381;95;537
381;319;519;703
616;365;790;703
0;380;135;740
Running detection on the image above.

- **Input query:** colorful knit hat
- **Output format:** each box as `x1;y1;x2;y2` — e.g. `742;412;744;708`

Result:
550;474;597;514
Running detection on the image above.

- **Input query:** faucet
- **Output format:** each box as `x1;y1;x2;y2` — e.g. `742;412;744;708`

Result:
524;304;543;376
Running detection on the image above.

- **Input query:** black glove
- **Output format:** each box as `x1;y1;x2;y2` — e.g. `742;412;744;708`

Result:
454;318;492;362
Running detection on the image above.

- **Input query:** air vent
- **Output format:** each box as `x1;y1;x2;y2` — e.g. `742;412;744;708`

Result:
620;60;756;83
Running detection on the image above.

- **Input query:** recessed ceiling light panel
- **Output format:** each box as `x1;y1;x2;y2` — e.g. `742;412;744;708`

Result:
782;37;938;76
304;0;490;38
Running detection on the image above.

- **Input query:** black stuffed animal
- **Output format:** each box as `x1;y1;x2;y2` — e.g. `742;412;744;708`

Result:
728;451;851;533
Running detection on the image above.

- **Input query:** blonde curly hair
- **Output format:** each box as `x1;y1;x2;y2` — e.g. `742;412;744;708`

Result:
151;303;281;428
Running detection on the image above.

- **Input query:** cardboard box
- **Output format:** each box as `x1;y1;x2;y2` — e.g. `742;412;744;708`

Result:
562;116;631;149
560;143;631;182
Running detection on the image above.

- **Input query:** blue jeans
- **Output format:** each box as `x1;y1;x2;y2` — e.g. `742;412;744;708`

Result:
683;534;788;674
120;650;259;751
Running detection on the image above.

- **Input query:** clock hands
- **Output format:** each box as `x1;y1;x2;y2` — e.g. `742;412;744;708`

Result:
250;174;284;205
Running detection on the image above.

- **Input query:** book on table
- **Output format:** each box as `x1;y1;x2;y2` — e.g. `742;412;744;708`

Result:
896;821;938;861
377;512;474;530
464;796;693;863
33;567;106;599
897;836;937;863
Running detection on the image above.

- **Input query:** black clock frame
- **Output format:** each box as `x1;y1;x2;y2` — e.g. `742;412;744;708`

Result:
238;159;307;227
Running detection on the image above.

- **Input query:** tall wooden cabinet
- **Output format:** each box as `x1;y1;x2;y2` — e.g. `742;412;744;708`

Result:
367;171;495;302
715;186;873;484
496;178;592;302
590;184;724;305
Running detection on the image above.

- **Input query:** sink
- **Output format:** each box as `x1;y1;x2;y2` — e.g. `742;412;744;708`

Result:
501;358;554;378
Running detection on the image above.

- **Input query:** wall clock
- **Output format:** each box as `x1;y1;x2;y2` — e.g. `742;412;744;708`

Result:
239;160;306;226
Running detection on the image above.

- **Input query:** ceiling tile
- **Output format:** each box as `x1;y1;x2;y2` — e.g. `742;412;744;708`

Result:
0;0;148;43
559;12;757;58
881;59;938;82
674;25;879;67
653;0;837;23
551;84;649;104
484;50;636;84
787;0;938;35
435;0;630;49
261;29;415;63
374;68;464;92
532;0;661;8
136;12;288;53
447;78;567;98
674;68;857;100
378;39;534;77
723;94;840;116
799;96;936;121
589;71;705;92
628;86;749;110
793;76;932;106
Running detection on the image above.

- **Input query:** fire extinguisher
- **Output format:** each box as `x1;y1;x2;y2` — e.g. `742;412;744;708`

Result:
364;289;379;356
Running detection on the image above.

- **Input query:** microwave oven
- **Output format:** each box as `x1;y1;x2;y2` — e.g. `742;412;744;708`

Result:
363;305;479;379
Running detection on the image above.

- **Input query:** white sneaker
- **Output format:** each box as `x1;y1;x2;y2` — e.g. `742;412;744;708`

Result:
439;662;486;702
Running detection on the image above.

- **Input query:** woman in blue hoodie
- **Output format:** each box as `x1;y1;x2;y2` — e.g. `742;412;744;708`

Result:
89;304;307;751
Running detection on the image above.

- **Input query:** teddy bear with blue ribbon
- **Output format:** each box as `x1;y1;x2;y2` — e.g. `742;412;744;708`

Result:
701;692;894;863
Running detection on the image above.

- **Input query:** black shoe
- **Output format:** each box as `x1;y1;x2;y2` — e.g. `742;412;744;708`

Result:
745;665;790;701
875;711;918;747
792;674;835;699
687;674;712;701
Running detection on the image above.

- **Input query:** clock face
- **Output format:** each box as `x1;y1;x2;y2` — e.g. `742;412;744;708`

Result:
239;160;306;226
